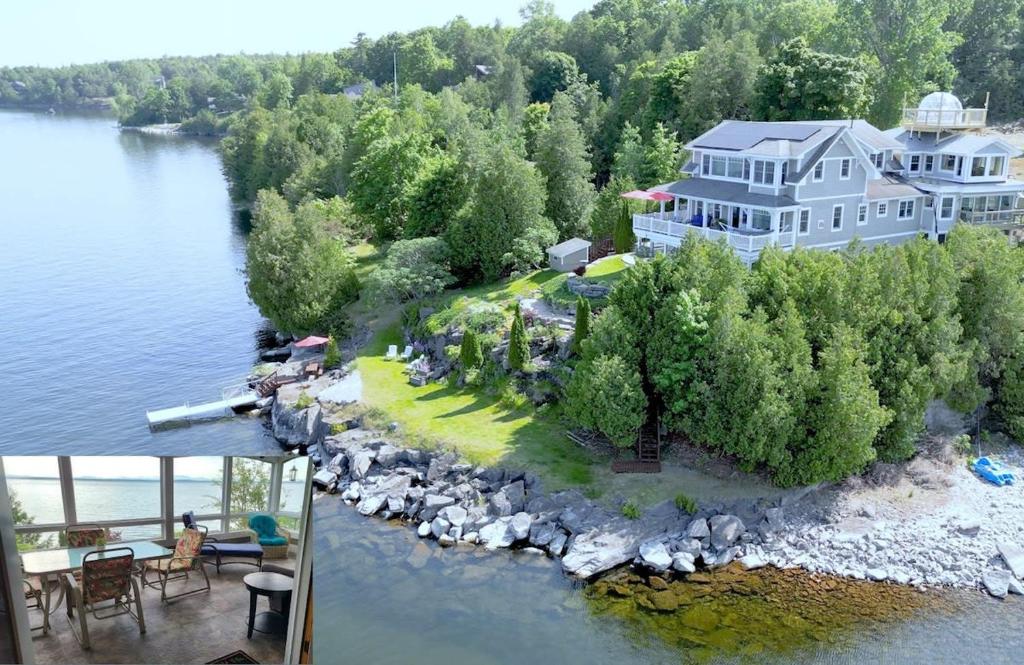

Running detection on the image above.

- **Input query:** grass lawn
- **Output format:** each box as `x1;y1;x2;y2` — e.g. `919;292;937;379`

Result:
539;253;632;310
357;319;596;489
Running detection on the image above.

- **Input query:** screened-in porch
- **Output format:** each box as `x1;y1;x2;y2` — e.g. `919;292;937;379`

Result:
0;455;313;665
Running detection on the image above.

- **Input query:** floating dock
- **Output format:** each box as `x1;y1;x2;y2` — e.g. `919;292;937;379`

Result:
146;386;259;427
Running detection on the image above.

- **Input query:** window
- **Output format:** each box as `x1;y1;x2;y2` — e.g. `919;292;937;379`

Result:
812;161;824;182
4;457;63;552
278;457;310;529
840;158;851;179
832;204;843;231
941;154;956;171
989;156;1005;177
701;154;710;175
751;209;771;231
753;160;776;185
726;157;745;179
72;457;161;527
711;155;727;177
939;196;954;219
230;458;273;529
971;156;986;177
909;155;921;173
956;157;964;176
924;155;934;172
857;204;868;226
781;211;794;233
781;161;788;184
174;457;224;518
898;199;915;219
877;201;888;217
871;153;884;169
798;208;810;235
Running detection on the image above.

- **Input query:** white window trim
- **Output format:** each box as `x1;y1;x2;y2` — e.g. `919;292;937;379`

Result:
897;198;915;220
798;208;811;236
924;155;934;172
876;201;888;217
831;204;844;231
908;153;921;174
839;158;852;180
938;195;955;220
812;161;824;183
857;203;868;226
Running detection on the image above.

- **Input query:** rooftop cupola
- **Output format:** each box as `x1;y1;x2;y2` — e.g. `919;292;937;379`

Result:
901;91;988;133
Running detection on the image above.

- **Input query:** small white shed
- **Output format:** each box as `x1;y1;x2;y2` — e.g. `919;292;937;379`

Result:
547;238;591;272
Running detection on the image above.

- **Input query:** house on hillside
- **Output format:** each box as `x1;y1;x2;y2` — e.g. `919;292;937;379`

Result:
633;92;1024;265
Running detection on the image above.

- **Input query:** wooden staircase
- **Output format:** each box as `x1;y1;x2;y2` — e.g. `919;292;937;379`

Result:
611;436;662;474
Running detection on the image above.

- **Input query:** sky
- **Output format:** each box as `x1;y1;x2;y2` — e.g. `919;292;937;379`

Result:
1;0;597;68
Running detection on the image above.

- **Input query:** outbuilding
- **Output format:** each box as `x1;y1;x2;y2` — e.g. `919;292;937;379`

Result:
546;238;591;272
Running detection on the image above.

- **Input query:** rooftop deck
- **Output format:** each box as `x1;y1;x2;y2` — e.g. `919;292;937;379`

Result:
900;106;987;132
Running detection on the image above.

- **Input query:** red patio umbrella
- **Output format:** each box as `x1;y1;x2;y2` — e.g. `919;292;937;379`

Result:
294;335;330;348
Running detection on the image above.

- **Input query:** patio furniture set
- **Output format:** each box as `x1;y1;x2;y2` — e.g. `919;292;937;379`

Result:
19;513;295;650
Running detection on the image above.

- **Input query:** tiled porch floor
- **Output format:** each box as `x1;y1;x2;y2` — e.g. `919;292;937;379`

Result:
30;558;294;664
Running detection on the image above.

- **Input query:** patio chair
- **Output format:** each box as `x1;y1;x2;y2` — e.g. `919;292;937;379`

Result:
245;514;290;559
140;526;211;603
63;547;145;650
65;524;106;548
385;344;398;360
182;511;263;573
400;345;413;360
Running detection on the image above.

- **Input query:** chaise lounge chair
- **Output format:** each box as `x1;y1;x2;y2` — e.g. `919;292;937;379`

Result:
182;512;264;573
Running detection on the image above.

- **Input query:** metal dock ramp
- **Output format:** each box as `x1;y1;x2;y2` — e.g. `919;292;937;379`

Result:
146;385;259;427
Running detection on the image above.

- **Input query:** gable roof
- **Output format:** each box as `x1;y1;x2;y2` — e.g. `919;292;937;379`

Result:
547;238;591;258
883;129;1022;157
786;128;874;184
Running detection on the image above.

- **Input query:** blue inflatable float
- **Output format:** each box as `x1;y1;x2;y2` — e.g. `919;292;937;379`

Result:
973;456;1016;486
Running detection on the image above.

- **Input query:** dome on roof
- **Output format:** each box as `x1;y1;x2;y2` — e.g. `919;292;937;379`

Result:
918;91;962;111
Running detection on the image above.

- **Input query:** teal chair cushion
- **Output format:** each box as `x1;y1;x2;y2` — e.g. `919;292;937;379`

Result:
248;513;281;544
259;535;288;546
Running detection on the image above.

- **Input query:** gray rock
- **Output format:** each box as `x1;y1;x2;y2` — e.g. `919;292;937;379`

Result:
1008;577;1024;596
763;507;785;531
463;531;479;544
375;444;403;467
998;542;1024;579
340;482;361;502
424;494;455;509
671;552;696;573
387;495;405;513
426;453;457;482
510;512;532;540
417;521;431;538
529;521;557;547
686;518;710;540
548;530;569;557
430;517;451;539
709;515;745;550
312;469;338;490
438;505;468;527
739;553;766;571
357;495;386;516
956;520;981;537
676;538;702;558
716;546;740;567
438;533;456;547
866;568;888;582
638;540;672;572
983;569;1011;598
489;481;526;517
449;525;463;541
350;449;375;480
479;518;515;550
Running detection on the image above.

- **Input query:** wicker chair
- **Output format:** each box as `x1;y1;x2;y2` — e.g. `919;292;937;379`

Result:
140;526;210;602
63;547;146;650
245;514;289;559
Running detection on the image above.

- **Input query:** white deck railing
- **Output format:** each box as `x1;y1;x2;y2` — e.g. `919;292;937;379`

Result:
901;107;987;131
633;212;784;256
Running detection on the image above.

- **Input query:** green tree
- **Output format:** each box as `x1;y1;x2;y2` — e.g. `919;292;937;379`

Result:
572;295;591;354
948;0;1024;120
245;190;359;334
215;459;273;530
534;92;596;240
591;175;637;240
324;335;341;368
363;236;454;303
507;302;531;371
10;490;51;552
259;71;294;110
460;328;484;370
404;152;470;239
642;123;682;187
611;122;647;185
349;133;432;240
529;50;580;102
754;38;872;121
565;354;648;447
522;102;550;159
612;201;635;254
648;290;709;434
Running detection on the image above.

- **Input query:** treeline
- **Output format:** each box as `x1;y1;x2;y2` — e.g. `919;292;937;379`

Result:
566;227;1024;485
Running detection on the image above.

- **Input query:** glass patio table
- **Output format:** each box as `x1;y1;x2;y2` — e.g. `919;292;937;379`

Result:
21;540;173;635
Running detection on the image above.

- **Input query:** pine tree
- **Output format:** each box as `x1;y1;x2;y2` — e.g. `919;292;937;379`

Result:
324;335;341;369
572;296;591;354
507;302;531;371
460;328;483;370
534;92;596;239
613;201;635;253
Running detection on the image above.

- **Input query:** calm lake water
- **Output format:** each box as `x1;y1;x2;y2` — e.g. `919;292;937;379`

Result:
0;110;278;454
313;498;1024;665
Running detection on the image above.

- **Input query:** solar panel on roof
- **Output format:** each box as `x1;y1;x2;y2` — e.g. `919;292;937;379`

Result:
693;122;822;150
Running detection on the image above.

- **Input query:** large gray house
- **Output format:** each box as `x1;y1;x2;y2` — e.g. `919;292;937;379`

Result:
633;92;1024;265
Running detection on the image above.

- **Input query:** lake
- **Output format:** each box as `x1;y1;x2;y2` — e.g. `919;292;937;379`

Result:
0;110;278;455
313;498;1024;665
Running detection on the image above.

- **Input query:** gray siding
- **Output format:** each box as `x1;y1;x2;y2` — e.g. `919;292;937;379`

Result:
795;195;924;250
795;138;867;200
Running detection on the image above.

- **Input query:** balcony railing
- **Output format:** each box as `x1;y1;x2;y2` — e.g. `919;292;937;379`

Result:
901;107;987;131
633;212;789;256
959;208;1024;227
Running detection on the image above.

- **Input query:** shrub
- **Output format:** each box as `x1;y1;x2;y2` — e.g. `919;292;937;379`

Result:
363;237;455;304
460;329;484;369
324;335;341;369
507;302;531;371
621;500;641;520
573;265;587;276
674;493;697;514
953;434;973;455
565;354;647;448
294;391;314;410
498;385;530;411
572;296;591;354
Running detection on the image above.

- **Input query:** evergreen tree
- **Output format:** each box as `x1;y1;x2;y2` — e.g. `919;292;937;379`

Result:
507;302;531;370
534;92;596;239
324;335;341;368
565;354;647;448
612;201;635;253
460;328;484;370
572;296;591;354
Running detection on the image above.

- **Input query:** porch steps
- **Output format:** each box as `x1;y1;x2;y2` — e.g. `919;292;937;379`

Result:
611;460;662;474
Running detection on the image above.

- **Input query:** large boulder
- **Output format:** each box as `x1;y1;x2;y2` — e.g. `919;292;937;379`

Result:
672;552;696;573
983;569;1011;599
357;495;386;516
479;517;515;550
510;512;532;540
349;449;376;480
686;518;710;541
638;541;672;572
438;506;468;528
709;515;745;550
997;542;1024;579
489;481;526;517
